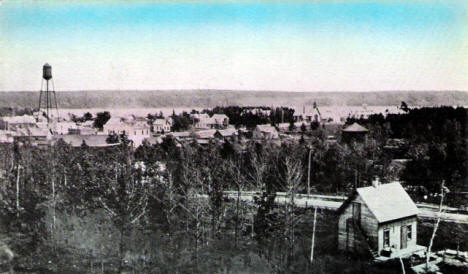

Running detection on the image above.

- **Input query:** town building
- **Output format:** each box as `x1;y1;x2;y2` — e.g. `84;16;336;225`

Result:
240;107;271;116
214;128;238;142
252;124;279;139
152;118;172;133
337;181;426;260
211;114;229;128
165;131;192;144
191;113;229;129
58;135;119;148
294;105;322;123
192;113;212;129
192;129;217;140
103;117;130;135
0;115;36;131
102;117;150;147
341;122;368;143
55;121;79;135
13;127;51;146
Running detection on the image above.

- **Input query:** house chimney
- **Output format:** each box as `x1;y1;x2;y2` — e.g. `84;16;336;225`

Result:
372;177;380;188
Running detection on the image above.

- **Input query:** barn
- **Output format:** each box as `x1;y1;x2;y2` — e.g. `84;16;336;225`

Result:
337;181;426;260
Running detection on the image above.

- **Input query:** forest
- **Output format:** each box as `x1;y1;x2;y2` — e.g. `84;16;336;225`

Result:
348;106;467;206
0;106;466;273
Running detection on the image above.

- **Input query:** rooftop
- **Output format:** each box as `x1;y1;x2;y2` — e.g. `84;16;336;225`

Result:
342;122;368;133
194;129;217;139
256;124;278;133
357;182;419;223
216;128;237;137
58;135;118;147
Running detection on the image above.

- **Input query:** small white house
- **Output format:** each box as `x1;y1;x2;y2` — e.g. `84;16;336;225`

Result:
337;181;426;260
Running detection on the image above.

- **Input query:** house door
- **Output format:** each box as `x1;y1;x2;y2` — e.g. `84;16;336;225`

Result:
401;226;408;249
352;203;361;225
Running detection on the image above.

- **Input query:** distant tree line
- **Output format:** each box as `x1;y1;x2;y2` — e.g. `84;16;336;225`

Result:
0;107;35;117
347;105;467;205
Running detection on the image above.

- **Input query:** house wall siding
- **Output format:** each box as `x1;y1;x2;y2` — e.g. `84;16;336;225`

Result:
338;195;379;253
377;216;417;252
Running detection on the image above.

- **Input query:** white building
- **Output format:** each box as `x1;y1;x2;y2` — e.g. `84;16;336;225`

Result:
0;115;36;130
211;114;229;128
192;113;229;129
103;117;151;147
152;118;172;133
252;124;279;139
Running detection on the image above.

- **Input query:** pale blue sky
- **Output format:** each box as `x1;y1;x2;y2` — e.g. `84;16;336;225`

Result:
1;1;467;91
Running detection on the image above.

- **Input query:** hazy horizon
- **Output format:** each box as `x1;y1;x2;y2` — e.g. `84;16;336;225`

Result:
1;89;467;93
1;1;467;92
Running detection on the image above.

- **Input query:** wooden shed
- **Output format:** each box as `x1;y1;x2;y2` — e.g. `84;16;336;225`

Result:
337;181;426;260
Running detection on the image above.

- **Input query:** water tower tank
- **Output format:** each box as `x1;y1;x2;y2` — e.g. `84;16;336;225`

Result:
43;63;52;80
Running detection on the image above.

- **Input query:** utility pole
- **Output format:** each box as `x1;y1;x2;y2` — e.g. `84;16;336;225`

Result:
310;206;317;262
308;147;313;195
16;165;21;215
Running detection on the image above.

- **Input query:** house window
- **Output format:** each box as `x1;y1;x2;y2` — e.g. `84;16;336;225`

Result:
383;229;390;248
407;225;412;240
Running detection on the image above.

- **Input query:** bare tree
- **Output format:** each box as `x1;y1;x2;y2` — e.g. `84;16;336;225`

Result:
425;181;449;272
94;147;150;270
248;153;267;191
227;158;246;246
279;157;303;268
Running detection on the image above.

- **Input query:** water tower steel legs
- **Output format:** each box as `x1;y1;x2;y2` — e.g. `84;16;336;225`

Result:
39;78;58;124
39;63;59;134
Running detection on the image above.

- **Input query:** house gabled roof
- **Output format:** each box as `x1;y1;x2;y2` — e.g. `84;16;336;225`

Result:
344;182;419;223
256;124;277;133
193;129;217;139
342;122;368;133
105;117;125;125
216;128;237;137
168;131;191;138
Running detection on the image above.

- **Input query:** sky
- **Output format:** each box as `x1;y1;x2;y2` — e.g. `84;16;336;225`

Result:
1;0;467;92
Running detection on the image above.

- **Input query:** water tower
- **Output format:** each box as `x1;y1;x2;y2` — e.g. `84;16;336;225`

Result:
38;63;59;124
